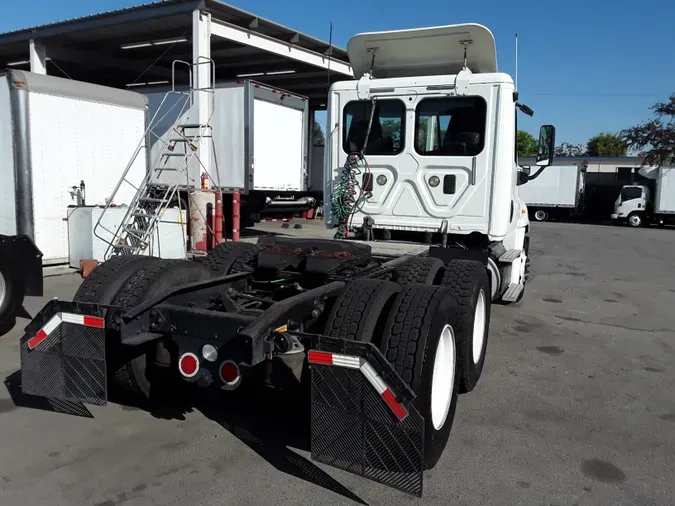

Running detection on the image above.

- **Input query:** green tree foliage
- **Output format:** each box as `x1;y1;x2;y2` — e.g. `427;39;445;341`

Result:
586;132;627;157
621;93;675;166
555;142;586;157
517;130;538;157
313;119;325;146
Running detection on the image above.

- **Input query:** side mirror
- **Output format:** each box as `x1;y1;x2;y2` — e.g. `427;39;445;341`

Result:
535;125;555;166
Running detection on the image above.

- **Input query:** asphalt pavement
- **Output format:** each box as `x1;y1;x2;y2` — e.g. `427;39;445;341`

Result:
1;221;674;505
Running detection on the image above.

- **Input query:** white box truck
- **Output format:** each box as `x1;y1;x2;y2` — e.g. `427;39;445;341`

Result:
610;165;675;227
517;164;585;221
143;79;314;222
0;69;148;332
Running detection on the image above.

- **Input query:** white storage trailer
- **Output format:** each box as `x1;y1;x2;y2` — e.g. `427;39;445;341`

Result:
0;69;148;264
144;80;314;220
518;164;585;221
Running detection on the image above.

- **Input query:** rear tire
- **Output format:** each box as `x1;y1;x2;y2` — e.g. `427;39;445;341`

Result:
200;242;258;275
533;209;548;222
379;284;462;469
438;260;491;393
323;279;401;345
392;257;444;285
0;259;23;335
108;259;212;399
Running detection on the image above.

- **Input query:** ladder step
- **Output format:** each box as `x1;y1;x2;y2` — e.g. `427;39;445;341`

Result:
501;282;524;302
132;211;156;218
162;152;186;157
498;249;522;263
139;197;166;203
112;244;137;251
178;123;210;129
169;138;195;143
125;227;148;235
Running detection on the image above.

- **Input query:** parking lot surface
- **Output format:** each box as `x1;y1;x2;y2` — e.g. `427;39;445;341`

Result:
1;221;674;505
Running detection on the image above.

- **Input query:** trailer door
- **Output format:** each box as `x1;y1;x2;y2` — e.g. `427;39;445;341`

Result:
252;95;307;192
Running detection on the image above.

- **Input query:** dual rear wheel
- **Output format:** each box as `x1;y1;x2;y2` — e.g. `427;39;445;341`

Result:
322;257;490;469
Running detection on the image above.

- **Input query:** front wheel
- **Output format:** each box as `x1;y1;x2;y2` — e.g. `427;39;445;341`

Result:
627;213;643;228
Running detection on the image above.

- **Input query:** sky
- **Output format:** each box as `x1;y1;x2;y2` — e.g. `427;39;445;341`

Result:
2;0;674;146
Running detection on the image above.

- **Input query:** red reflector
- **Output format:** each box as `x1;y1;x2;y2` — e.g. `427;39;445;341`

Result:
307;350;333;365
27;329;48;350
83;316;105;328
220;362;238;383
179;353;199;377
381;389;409;421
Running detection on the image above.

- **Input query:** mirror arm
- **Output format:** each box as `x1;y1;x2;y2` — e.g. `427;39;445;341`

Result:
526;166;547;181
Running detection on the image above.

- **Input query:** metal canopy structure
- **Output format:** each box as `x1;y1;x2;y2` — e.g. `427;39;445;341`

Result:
0;0;353;105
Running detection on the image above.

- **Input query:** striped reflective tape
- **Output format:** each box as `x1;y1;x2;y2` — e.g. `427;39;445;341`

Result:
26;313;105;351
308;350;409;421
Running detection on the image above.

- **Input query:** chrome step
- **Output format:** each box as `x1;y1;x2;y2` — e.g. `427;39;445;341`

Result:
498;249;522;263
501;282;524;302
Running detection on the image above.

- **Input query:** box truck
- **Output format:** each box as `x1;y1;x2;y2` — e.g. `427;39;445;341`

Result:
143;79;316;223
518;164;585;221
611;165;675;227
0;69;148;333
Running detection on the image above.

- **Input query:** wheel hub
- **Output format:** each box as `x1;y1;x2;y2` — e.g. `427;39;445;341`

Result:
472;290;486;364
431;324;456;430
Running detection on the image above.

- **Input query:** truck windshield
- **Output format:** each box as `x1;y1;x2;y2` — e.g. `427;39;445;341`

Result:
621;187;643;201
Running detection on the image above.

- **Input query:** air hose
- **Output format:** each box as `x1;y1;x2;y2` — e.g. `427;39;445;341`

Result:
331;100;376;239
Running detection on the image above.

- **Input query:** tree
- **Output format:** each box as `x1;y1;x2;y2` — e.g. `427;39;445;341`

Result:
621;93;675;167
586;132;627;157
313;119;325;146
555;142;586;157
517;130;538;157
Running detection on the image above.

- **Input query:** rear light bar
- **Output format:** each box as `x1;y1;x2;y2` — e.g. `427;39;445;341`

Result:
26;313;105;350
308;350;409;421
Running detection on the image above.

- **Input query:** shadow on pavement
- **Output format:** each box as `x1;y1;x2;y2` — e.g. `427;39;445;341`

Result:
3;370;94;418
2;370;367;505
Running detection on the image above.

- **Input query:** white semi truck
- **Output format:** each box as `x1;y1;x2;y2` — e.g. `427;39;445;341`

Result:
611;165;675;227
518;164;585;221
16;24;556;497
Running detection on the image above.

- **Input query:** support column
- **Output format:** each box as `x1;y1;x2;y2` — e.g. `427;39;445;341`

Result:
29;39;47;75
192;9;212;184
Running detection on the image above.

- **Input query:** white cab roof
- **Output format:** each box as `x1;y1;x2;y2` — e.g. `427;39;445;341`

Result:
347;24;498;79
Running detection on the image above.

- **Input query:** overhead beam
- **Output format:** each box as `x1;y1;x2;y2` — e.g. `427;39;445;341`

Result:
46;45;179;81
210;19;353;77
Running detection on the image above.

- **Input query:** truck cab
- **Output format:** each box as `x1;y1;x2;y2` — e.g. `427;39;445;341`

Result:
611;184;650;227
323;24;554;303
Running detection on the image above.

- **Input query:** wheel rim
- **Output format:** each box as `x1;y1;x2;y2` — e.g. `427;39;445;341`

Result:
472;290;487;364
629;215;641;226
431;324;456;430
0;270;6;310
534;211;546;221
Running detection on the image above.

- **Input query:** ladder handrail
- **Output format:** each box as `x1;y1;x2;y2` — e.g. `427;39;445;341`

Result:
93;58;219;260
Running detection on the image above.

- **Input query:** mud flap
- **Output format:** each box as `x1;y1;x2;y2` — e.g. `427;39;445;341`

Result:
308;336;425;497
20;300;107;405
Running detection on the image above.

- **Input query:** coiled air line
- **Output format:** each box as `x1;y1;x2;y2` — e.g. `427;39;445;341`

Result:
331;99;376;239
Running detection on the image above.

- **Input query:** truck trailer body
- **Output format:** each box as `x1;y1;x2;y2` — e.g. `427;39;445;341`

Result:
518;164;585;221
0;69;148;264
611;165;675;227
16;23;556;498
143;80;314;219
